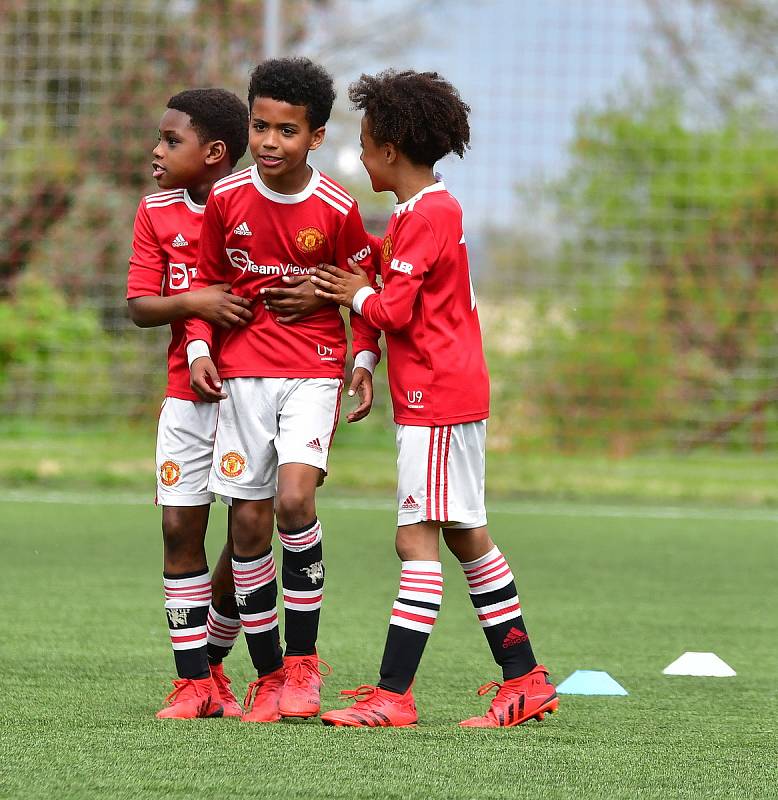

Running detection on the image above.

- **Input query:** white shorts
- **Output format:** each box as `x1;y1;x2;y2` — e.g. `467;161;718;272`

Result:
208;377;342;501
156;397;218;506
396;420;487;529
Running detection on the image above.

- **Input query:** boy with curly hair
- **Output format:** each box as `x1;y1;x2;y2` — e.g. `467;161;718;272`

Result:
311;69;558;728
185;57;380;723
127;88;252;719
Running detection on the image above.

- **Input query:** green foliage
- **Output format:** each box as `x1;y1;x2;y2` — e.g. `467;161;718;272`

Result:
0;275;150;423
525;275;676;454
512;91;778;452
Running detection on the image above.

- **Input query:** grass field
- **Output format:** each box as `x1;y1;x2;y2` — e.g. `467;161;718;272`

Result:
7;426;778;507
2;498;776;799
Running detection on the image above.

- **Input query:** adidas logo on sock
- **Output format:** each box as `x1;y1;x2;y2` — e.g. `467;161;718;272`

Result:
502;626;529;649
234;222;252;236
306;438;323;453
401;495;420;511
172;233;188;247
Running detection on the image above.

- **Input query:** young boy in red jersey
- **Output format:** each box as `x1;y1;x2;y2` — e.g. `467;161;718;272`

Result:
185;58;380;723
127;89;253;719
311;70;558;728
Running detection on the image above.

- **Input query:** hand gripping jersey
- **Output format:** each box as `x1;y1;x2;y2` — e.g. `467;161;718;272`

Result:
359;182;490;426
127;188;207;401
186;165;380;378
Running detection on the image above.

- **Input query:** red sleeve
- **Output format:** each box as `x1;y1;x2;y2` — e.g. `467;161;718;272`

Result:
361;212;437;333
335;202;381;361
127;201;165;299
184;195;227;350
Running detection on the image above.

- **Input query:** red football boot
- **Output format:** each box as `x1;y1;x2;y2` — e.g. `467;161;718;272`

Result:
155;677;224;720
242;668;285;723
279;654;332;718
210;663;243;718
459;664;558;728
320;684;418;728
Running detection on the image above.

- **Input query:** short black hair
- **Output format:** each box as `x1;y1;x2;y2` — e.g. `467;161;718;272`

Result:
167;88;248;167
349;70;471;167
248;57;336;130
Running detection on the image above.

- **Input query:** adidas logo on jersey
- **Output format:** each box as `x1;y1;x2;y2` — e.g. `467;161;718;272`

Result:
234;222;252;236
502;626;529;649
172;233;188;247
306;438;323;453
401;495;420;511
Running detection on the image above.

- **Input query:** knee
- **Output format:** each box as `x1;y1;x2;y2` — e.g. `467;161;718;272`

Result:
443;527;493;562
394;527;425;561
231;500;274;554
162;512;206;567
275;487;315;531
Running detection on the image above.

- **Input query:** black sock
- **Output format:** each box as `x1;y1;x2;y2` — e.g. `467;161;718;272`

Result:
206;597;241;666
163;568;211;680
278;519;324;657
377;560;443;694
461;546;536;680
232;550;282;677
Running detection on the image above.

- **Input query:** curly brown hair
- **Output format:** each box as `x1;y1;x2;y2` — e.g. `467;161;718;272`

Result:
348;70;470;167
248;57;336;130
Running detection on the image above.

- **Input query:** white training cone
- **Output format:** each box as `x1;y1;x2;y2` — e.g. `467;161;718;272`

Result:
557;670;628;696
662;652;736;677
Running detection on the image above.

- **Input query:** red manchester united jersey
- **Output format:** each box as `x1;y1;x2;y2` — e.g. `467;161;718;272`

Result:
359;182;490;426
127;188;206;401
186;165;379;379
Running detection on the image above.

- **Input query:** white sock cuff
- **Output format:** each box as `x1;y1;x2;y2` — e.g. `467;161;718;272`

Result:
398;560;443;604
278;519;322;552
232;552;276;594
459;546;500;571
163;570;211;608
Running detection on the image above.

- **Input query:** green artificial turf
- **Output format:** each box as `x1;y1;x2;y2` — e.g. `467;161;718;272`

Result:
1;499;776;799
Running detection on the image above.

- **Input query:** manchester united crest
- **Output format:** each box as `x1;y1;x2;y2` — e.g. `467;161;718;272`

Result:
295;226;326;254
220;451;246;479
381;234;393;263
159;460;181;487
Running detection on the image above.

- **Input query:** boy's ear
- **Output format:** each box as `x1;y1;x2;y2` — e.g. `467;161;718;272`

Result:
308;126;326;152
384;142;398;164
205;140;228;165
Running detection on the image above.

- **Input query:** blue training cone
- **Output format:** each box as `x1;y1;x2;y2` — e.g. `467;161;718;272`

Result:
556;669;628;696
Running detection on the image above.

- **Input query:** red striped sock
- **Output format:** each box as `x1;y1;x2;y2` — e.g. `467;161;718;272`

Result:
461;546;536;680
163;568;211;679
378;560;443;694
232;550;282;677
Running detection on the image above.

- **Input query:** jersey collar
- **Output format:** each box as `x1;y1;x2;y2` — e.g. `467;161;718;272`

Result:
183;190;205;214
250;164;321;204
394;180;446;215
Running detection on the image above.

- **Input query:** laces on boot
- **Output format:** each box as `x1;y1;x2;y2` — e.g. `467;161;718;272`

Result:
476;680;502;697
164;678;203;705
338;684;379;703
285;656;332;688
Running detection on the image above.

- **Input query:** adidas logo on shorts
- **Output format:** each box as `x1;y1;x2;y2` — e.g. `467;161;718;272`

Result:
234;222;252;236
172;233;188;247
306;438;323;453
401;495;420;511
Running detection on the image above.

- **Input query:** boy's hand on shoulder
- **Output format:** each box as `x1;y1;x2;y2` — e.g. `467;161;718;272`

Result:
311;260;371;309
347;366;373;423
190;356;227;402
260;275;329;324
189;284;252;328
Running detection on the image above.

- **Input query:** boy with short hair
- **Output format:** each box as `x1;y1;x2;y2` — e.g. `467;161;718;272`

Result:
185;57;380;723
311;69;558;728
127;88;252;719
